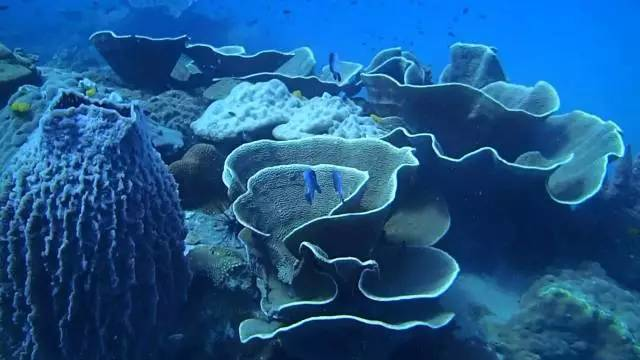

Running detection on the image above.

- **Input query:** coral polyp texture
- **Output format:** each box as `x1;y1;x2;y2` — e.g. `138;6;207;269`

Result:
223;136;459;359
191;79;383;144
0;90;190;360
168;143;226;209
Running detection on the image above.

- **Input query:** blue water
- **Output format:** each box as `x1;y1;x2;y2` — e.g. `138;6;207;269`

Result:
2;1;637;146
222;0;637;147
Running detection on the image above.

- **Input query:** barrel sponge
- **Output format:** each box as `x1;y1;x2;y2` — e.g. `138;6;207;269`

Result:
0;90;191;360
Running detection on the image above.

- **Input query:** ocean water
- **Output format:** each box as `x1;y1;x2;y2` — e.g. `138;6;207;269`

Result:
0;1;639;360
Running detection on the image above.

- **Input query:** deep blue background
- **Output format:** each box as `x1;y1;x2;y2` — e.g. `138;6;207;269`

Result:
1;0;637;147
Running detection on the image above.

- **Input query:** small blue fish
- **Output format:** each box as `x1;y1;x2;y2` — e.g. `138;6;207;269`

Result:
303;168;322;204
332;170;344;202
329;52;342;82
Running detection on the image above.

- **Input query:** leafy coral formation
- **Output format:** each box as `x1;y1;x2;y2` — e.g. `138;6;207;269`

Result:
438;42;505;88
90;31;309;90
223;136;458;359
363;43;623;205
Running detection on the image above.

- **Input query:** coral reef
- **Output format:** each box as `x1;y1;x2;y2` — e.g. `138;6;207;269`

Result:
144;117;185;160
363;47;433;86
142;89;208;142
176;244;258;360
46;45;103;72
184;208;241;248
223;136;458;359
361;42;622;207
0;83;51;172
491;263;640;360
191;79;383;144
222;47;427;98
439;43;505;87
0;66;185;170
178;220;257;360
90;31;308;90
0;90;190;360
566;145;640;290
188;245;251;291
0;42;41;106
90;31;189;90
169;143;226;209
0;29;629;360
179;41;625;358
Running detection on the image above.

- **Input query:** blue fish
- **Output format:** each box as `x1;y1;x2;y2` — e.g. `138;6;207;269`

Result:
303;168;322;204
329;52;342;82
332;170;344;202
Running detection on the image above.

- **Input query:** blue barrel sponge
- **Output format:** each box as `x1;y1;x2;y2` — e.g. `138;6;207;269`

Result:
0;90;191;360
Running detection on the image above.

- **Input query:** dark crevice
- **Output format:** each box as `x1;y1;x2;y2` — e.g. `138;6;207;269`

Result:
53;90;131;117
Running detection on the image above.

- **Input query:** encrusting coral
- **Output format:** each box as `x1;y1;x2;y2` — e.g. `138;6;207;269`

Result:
491;263;640;360
191;79;383;144
169;143;226;209
0;42;41;106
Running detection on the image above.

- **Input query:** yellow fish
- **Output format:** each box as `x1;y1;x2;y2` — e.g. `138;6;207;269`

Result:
291;89;304;99
10;101;31;113
85;87;97;97
370;113;384;124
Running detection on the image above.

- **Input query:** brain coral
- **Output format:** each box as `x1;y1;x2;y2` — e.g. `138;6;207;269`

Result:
0;90;191;360
168;143;226;209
